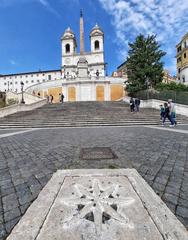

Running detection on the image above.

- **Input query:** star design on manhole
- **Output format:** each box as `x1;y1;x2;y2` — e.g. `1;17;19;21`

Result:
62;179;135;235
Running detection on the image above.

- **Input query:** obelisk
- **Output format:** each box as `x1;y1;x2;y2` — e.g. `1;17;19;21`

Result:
80;10;85;54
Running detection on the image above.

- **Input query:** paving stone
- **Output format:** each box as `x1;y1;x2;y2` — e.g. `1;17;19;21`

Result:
16;190;33;205
0;187;15;197
4;208;21;223
162;193;179;205
0;224;6;239
6;169;188;240
20;203;30;215
5;217;20;233
176;206;188;219
2;193;19;212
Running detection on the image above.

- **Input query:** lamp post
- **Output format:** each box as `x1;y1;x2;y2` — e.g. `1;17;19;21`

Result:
20;81;25;104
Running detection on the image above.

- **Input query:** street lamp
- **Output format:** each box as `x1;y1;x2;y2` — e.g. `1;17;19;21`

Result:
20;81;25;104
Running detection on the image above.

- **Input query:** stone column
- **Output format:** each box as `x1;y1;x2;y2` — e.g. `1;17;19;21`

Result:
80;10;85;54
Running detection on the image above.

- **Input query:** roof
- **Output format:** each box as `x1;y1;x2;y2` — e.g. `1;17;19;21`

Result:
90;24;104;37
0;69;61;77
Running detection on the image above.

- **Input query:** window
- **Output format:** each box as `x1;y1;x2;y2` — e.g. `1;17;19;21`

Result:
48;75;51;80
26;75;28;78
37;80;40;83
178;68;181;74
15;76;17;78
15;81;18;84
177;57;181;63
31;80;34;83
177;46;182;52
94;40;100;50
4;83;6;86
184;53;186;58
26;81;28;84
31;75;33;77
65;44;70;53
43;73;45;76
184;41;187;48
10;82;12;85
182;76;185;83
43;79;45;82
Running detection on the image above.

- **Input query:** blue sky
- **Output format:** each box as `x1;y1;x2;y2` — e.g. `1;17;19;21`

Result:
0;0;188;76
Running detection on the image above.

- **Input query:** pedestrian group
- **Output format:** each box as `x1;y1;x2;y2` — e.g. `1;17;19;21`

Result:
46;93;64;104
129;97;141;112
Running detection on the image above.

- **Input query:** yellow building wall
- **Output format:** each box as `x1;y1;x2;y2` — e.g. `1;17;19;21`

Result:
96;85;104;101
44;91;48;98
110;85;124;101
68;87;76;102
48;87;62;103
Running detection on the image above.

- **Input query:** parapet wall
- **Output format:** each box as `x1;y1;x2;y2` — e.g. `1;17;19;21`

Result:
0;99;46;118
124;97;188;117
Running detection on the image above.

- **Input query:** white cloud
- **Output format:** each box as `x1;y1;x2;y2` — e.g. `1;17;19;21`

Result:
98;0;188;74
0;0;60;17
38;0;60;17
9;59;16;65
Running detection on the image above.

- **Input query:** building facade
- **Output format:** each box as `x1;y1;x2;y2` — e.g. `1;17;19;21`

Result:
162;70;176;84
176;33;188;84
0;12;124;103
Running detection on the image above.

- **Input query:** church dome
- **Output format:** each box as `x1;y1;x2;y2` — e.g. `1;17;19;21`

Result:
62;27;75;40
90;24;104;37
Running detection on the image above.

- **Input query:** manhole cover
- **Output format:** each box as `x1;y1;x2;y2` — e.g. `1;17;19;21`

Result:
80;147;118;160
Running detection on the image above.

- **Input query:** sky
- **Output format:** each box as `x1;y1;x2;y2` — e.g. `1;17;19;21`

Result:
0;0;188;76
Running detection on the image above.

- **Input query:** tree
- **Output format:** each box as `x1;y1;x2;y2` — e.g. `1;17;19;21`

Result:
126;34;166;94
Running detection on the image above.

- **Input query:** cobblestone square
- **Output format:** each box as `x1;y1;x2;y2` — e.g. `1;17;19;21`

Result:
0;103;188;239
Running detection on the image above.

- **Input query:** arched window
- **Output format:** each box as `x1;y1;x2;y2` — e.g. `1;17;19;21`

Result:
65;44;70;53
94;40;100;50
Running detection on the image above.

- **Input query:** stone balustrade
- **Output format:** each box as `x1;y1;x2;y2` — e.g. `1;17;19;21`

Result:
0;99;46;118
124;97;188;117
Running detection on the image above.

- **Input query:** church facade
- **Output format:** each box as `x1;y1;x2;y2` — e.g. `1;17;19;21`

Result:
0;12;124;103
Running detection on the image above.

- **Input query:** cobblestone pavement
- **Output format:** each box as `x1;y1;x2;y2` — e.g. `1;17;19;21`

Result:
0;126;188;239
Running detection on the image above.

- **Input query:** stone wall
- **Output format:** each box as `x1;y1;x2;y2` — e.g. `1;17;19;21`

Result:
0;99;47;118
6;91;42;105
124;97;188;117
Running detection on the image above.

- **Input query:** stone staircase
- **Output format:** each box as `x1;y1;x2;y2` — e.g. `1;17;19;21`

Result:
0;101;187;128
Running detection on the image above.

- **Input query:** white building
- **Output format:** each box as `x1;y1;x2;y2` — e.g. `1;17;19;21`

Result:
0;11;124;103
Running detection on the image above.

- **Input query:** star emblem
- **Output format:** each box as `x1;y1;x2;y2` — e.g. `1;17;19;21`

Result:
62;179;135;235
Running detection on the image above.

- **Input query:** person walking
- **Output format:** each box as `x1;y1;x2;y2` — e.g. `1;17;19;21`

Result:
160;104;165;121
50;95;53;104
130;97;135;112
61;93;65;104
46;95;49;104
135;98;141;112
162;102;174;126
168;99;177;126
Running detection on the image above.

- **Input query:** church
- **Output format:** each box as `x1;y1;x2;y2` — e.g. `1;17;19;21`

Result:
0;12;124;103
